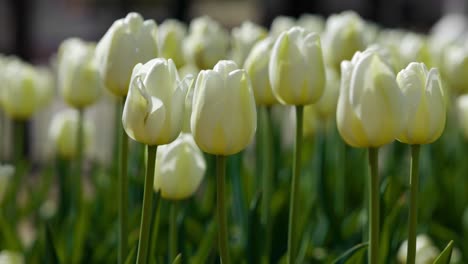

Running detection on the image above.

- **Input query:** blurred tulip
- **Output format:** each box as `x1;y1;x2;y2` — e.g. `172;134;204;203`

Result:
315;67;340;119
244;37;278;105
231;21;268;65
429;14;468;68
57;38;102;108
191;60;256;155
456;94;468;139
154;133;206;200
2;59;53;120
184;16;229;70
49;109;94;159
443;44;468;93
323;11;367;70
158;19;187;68
270;16;296;38
0;164;14;204
337;48;405;147
297;14;325;33
399;33;431;68
122;58;189;146
269;27;325;105
397;234;439;264
397;63;445;144
182;74;195;133
95;12;158;97
0;250;24;264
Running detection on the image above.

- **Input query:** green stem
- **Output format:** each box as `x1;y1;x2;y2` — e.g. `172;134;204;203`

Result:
216;155;230;264
75;108;84;211
118;97;129;264
368;147;380;264
136;145;158;264
287;105;303;264
406;144;420;264
13;120;25;164
169;202;178;263
148;192;161;263
260;106;273;263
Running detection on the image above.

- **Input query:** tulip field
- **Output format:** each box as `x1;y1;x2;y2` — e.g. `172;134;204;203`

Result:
1;10;468;264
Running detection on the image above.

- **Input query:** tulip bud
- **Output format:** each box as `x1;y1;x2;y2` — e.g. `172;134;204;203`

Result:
184;16;229;70
0;164;14;204
122;58;189;145
270;16;296;38
158;19;187;68
397;63;446;144
231;21;268;66
0;250;24;264
57;38;102;108
269;27;325;105
315;67;340;119
323;11;367;70
337;49;405;147
191;60;257;155
95;12;158;97
397;234;439;264
297;14;325;34
443;45;468;93
456;94;468;139
49;109;94;159
2;59;53;120
244;37;278;105
154;133;206;200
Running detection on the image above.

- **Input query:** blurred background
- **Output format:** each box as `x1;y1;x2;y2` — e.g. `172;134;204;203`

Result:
0;0;467;162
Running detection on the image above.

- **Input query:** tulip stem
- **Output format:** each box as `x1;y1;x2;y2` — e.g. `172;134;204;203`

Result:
136;145;158;264
407;144;420;264
13;120;25;163
118;97;129;264
216;155;230;264
287;105;303;264
169;201;178;262
368;147;380;264
260;106;273;263
75;108;84;212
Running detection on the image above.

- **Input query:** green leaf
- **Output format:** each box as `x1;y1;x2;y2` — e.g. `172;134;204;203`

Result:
332;243;368;264
124;244;137;264
190;220;216;264
433;240;454;264
43;223;60;264
171;254;182;264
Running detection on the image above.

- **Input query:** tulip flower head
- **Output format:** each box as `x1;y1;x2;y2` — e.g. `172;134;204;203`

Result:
397;63;446;144
231;21;268;66
2;59;53;120
270;16;296;38
269;26;326;105
244;37;278;105
49;109;94;159
323;11;367;70
57;38;102;108
122;58;189;146
191;60;257;155
184;16;229;70
397;234;440;264
158;19;187;68
95;12;158;97
444;44;468;93
154;133;206;200
297;14;325;34
336;48;406;147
